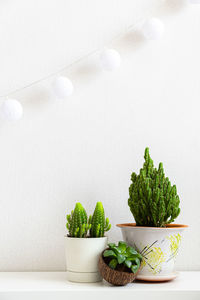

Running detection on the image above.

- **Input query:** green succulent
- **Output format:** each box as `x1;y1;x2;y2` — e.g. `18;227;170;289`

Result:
66;203;91;237
89;202;111;237
103;241;142;273
66;202;111;238
128;147;181;227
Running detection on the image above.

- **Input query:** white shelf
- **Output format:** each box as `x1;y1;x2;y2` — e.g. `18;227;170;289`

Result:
0;271;199;300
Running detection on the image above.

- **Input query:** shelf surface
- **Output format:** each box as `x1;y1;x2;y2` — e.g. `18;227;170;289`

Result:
0;271;199;300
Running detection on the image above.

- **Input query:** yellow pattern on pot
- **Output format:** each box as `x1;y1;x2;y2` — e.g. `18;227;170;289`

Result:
119;225;187;279
141;245;166;275
166;233;182;261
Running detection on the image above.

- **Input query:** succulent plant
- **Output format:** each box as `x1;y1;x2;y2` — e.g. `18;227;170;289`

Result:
103;241;142;273
128;147;181;227
89;202;111;237
66;202;111;238
66;203;91;237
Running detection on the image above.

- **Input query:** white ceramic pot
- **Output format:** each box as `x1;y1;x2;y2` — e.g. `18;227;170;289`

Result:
117;223;188;282
65;236;108;283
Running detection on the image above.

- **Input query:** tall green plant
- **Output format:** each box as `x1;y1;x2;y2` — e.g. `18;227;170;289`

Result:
128;147;180;227
89;202;111;237
66;203;91;237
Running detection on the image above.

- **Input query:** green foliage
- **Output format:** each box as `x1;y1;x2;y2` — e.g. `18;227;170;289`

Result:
128;147;181;227
66;203;91;237
66;202;111;238
89;202;111;237
103;241;142;273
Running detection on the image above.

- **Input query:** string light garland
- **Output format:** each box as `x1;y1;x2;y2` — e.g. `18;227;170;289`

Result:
52;76;74;100
0;99;23;121
0;0;198;121
99;49;121;71
141;18;164;40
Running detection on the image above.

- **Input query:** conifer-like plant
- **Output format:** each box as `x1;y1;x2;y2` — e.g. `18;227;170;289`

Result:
128;147;180;227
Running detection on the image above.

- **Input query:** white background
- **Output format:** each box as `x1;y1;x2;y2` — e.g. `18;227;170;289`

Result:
0;0;199;271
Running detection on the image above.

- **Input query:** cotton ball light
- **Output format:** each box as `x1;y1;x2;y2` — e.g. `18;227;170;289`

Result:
100;49;121;71
142;18;165;40
52;76;74;99
0;99;23;121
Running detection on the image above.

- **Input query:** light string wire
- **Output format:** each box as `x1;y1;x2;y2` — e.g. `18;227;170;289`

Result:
0;1;175;99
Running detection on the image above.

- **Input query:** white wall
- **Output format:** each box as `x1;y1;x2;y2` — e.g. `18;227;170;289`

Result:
0;0;199;271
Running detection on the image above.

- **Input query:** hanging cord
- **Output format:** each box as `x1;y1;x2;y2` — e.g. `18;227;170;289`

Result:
0;1;169;99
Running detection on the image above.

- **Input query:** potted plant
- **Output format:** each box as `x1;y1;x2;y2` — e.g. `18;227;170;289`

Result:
65;202;111;282
98;241;142;286
117;147;188;282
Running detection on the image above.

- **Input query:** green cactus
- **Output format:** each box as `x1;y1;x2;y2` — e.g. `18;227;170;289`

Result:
89;202;111;237
128;147;180;227
66;203;91;237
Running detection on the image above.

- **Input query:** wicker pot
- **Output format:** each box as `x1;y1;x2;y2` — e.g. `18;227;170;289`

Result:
98;252;140;286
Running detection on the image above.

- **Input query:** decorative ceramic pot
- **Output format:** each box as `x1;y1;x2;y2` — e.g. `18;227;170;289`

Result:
117;223;188;282
65;236;108;283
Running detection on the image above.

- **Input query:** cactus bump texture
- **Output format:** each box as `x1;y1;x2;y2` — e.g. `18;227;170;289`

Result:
128;147;180;227
66;203;91;237
89;202;111;237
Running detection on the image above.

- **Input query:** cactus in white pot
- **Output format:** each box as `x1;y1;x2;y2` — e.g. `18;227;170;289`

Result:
65;202;111;283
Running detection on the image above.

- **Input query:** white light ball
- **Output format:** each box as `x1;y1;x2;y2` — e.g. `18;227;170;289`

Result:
142;18;165;40
189;0;200;3
100;49;121;71
52;76;74;99
0;99;23;121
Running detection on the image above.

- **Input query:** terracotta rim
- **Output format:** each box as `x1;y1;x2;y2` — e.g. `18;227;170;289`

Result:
116;223;188;229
